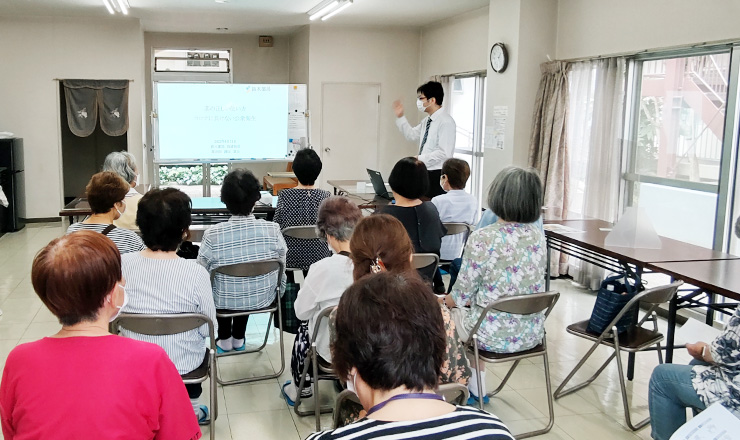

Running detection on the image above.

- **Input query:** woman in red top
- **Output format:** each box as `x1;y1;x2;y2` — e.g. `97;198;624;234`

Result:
0;231;201;440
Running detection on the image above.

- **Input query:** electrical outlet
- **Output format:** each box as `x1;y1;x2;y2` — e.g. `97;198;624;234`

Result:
259;36;274;47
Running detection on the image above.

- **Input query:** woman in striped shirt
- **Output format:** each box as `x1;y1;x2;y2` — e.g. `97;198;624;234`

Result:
66;171;145;254
308;272;513;440
119;188;218;426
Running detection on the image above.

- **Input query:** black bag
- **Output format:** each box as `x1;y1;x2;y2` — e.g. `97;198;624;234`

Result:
586;274;642;335
275;281;301;334
177;241;200;260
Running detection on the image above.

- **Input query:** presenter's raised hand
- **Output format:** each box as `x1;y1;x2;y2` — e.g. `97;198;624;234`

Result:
392;100;404;118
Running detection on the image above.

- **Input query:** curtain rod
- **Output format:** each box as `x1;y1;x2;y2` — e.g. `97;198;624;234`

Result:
558;39;740;63
53;79;134;81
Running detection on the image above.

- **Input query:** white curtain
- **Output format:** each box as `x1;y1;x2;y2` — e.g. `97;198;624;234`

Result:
566;57;627;289
430;75;453;113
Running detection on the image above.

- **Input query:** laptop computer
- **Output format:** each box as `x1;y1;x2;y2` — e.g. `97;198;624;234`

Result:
366;169;394;200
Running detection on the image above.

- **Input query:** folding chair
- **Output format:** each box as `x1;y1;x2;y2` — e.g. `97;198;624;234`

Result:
331;383;470;429
411;252;440;284
553;280;683;431
211;259;286;385
294;306;338;431
466;291;560;439
112;313;218;440
439;222;474;265
282;225;322;282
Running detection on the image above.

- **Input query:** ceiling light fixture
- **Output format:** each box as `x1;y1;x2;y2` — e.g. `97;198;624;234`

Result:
115;0;128;15
307;0;352;21
101;0;115;14
321;0;352;21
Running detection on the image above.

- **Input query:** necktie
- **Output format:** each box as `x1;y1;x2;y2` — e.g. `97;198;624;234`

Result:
419;117;432;155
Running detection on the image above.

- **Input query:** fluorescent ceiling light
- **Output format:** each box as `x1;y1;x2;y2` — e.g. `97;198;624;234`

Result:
308;0;338;21
115;0;128;15
101;0;115;14
321;0;352;21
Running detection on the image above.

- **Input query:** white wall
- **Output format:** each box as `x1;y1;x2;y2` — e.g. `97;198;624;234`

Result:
0;16;145;219
307;26;421;179
289;26;310;85
557;0;740;60
419;7;489;81
144;32;292;182
481;0;557;184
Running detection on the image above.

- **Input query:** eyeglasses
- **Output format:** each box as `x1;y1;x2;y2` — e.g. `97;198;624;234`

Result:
417;95;428;101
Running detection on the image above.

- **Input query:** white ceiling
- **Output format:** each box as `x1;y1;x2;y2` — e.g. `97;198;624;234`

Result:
0;0;490;35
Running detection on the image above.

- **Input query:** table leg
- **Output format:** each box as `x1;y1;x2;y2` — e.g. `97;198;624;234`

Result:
666;295;678;364
706;292;716;325
546;242;551;291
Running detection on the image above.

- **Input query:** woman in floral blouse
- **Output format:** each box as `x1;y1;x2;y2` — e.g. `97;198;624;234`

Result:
648;301;740;439
441;166;546;404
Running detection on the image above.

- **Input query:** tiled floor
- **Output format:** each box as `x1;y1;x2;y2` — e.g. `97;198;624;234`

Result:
0;222;695;440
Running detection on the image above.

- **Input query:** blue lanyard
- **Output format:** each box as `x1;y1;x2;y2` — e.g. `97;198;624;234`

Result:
366;392;445;416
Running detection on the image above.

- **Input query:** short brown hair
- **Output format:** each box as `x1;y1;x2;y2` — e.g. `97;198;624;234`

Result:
317;197;362;242
442;158;470;189
349;214;414;280
332;272;446;391
86;171;129;214
32;231;121;326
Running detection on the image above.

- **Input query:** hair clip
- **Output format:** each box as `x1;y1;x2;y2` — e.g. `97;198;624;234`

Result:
370;257;386;274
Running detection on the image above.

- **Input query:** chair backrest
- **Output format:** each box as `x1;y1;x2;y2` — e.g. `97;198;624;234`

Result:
470;291;560;338
188;225;211;243
411;253;440;270
602;280;684;333
282;225;320;240
435;383;469;405
112;313;216;350
309;306;337;341
210;259;285;287
442;222;473;238
333;389;362;429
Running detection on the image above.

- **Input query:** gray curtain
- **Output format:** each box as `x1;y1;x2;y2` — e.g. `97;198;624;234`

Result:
528;61;571;275
62;79;129;137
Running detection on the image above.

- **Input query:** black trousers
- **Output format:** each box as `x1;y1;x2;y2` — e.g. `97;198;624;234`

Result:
216;310;249;341
425;169;445;199
183;350;209;399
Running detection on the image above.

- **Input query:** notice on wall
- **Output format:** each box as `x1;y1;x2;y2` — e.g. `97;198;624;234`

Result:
484;106;508;150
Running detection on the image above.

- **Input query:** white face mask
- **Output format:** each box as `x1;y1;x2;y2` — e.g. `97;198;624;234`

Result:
346;372;357;395
109;284;128;322
115;201;126;219
439;177;447;192
416;99;428;112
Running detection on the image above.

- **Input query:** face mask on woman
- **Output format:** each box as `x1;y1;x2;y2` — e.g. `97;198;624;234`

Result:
108;284;129;322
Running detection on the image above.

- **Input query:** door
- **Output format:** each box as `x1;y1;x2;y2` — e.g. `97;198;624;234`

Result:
320;83;380;183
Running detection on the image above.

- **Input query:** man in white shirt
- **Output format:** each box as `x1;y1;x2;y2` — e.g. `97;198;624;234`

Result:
393;81;456;199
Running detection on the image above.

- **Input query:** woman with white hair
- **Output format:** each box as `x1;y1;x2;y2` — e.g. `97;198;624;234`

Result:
103;150;143;231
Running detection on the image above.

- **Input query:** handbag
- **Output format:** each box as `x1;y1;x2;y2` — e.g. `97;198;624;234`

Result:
275;281;301;334
586;274;642;335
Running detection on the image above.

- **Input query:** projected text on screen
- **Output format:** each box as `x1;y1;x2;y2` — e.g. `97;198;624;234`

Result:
156;83;290;161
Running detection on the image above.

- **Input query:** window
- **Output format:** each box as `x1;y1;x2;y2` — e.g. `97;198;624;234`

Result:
151;48;232;197
625;48;740;250
448;74;487;208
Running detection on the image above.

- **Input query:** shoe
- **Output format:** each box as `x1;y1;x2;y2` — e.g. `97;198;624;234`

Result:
232;338;246;352
197;405;210;425
216;345;231;354
216;337;233;354
467;393;490;406
281;381;297;407
281;380;313;407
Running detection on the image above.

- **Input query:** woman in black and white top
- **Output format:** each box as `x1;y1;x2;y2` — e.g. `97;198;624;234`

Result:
118;188;218;426
307;272;513;440
66;171;145;254
273;149;331;273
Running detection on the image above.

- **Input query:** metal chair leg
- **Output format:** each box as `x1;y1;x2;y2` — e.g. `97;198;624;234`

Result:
554;338;610;399
514;347;554;439
293;343;334;420
473;335;484;410
209;348;217;440
612;327;650;431
487;360;520;397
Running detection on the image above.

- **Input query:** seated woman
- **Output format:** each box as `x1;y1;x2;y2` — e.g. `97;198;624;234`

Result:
281;196;362;405
378;157;446;290
648;308;740;439
442;166;547;404
120;188;218;425
197;169;286;354
335;214;469;424
0;231;200;439
431;158;479;261
273;149;332;276
67;171;145;254
307;272;513;440
103;150;143;231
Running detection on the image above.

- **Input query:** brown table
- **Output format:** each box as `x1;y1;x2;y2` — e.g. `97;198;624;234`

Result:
545;219;740;364
263;176;297;195
327;179;392;210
